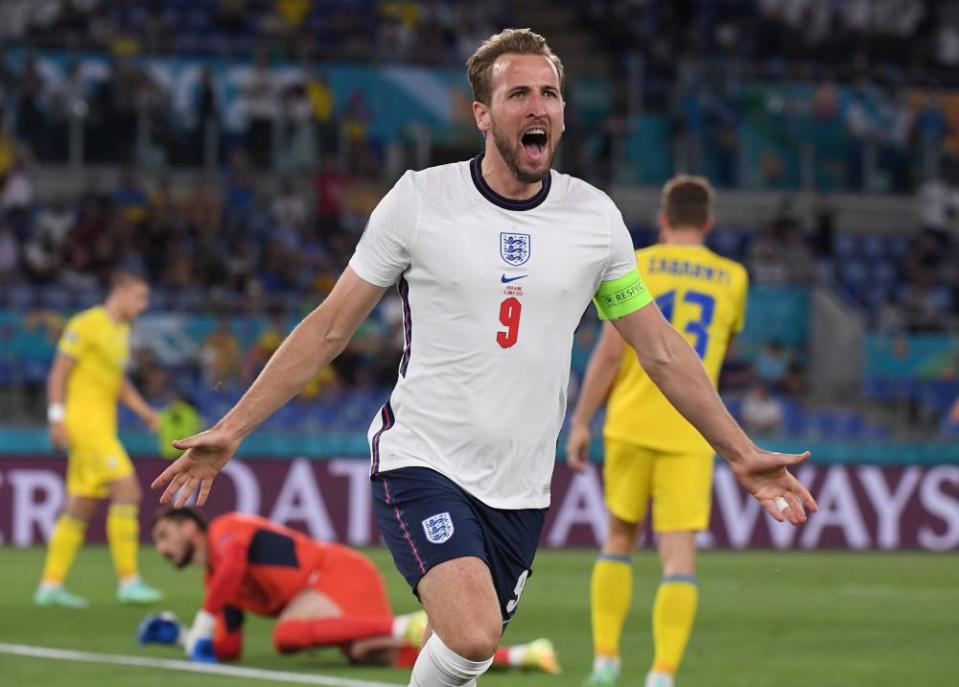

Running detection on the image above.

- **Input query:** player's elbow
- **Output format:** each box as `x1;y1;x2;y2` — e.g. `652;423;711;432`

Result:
321;325;351;358
636;334;679;380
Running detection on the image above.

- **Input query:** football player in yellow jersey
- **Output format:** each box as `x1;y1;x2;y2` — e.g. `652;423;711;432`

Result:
567;176;749;687
35;271;164;608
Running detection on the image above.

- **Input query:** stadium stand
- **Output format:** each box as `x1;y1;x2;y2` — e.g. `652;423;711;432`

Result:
0;0;956;444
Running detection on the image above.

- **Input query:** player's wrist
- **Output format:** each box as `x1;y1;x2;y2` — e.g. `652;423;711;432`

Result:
47;403;66;424
183;609;216;653
569;414;590;430
719;439;756;469
214;416;249;443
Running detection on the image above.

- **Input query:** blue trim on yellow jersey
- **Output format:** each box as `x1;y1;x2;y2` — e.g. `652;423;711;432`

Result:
598;553;632;564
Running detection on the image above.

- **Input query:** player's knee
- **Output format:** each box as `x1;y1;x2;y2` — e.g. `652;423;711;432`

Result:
444;625;499;662
66;494;98;520
272;621;304;654
605;517;640;555
111;478;142;505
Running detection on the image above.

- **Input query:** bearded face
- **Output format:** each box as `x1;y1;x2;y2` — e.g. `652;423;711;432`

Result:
479;53;564;184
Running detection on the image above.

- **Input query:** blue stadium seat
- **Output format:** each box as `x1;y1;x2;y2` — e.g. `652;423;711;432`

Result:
887;236;910;257
862;234;885;259
780;397;805;436
39;287;74;311
709;230;741;258
5;284;34;310
834;411;865;438
839;259;868;302
835;233;858;258
873;260;898;287
74;287;105;310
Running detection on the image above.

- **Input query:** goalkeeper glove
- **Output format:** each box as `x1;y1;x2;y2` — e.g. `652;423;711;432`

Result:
138;611;182;646
182;609;218;663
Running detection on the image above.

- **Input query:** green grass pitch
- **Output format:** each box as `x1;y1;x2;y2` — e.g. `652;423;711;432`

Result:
0;546;957;686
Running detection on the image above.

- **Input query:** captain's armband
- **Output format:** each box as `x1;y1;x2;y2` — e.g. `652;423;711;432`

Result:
592;269;652;321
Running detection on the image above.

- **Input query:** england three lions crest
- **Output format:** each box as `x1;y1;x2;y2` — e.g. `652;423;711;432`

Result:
500;232;531;266
422;512;455;544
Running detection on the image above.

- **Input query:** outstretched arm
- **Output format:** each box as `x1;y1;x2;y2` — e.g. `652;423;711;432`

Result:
153;267;388;506
120;378;159;432
612;304;817;525
565;323;624;471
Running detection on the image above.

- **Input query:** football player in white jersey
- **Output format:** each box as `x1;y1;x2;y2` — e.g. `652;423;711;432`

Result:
154;28;817;687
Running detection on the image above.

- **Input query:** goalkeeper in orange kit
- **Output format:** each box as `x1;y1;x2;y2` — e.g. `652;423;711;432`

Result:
140;508;560;674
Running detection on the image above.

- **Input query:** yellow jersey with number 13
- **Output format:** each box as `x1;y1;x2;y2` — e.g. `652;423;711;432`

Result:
604;244;748;455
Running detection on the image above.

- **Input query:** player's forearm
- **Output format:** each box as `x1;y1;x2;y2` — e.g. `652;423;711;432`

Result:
47;362;68;407
639;327;753;465
46;358;71;424
120;379;153;420
570;351;620;428
203;548;247;614
217;307;349;441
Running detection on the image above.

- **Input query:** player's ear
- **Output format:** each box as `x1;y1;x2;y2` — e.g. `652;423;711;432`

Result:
473;100;491;134
657;211;670;240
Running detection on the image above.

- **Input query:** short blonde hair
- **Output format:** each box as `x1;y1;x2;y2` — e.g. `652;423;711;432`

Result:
661;175;715;230
466;28;565;105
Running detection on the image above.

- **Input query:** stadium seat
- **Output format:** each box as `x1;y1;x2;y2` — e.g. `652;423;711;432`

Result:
5;285;34;310
862;234;885;259
835;233;858;259
39;287;75;311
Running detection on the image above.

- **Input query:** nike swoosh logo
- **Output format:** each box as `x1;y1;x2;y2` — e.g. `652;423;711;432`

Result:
501;274;528;283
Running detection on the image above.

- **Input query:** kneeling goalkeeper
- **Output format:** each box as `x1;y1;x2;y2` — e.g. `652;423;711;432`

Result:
139;507;558;673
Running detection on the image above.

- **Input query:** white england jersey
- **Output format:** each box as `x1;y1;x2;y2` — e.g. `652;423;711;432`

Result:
349;155;637;509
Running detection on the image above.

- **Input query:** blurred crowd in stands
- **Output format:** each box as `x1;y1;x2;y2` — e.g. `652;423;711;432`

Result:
0;0;510;64
576;0;952;79
0;0;957;438
2;2;959;194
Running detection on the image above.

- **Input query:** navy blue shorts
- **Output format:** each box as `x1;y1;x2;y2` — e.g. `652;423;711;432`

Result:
372;466;546;625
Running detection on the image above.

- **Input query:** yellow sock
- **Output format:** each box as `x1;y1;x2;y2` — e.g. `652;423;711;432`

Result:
591;554;633;659
107;504;140;582
651;575;699;675
41;514;87;585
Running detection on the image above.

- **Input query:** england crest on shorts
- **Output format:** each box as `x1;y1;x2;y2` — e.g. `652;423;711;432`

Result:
422;512;455;544
500;232;531;266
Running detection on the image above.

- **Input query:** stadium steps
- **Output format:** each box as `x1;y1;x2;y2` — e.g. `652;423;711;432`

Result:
508;2;613;75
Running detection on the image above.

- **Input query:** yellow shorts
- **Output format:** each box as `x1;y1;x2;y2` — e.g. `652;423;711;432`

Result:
602;437;714;532
66;435;134;498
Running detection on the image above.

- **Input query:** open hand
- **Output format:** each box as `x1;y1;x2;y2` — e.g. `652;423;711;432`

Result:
730;449;818;525
151;426;241;507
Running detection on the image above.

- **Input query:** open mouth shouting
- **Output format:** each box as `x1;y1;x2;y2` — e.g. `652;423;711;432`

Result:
520;126;549;164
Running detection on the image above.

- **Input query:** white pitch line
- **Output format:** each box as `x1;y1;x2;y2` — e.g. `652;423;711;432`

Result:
0;642;402;687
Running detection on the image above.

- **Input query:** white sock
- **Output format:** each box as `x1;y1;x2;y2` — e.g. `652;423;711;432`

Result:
392;613;412;639
506;644;527;667
118;574;141;588
645;671;674;687
38;581;61;592
594;655;621;674
408;632;493;687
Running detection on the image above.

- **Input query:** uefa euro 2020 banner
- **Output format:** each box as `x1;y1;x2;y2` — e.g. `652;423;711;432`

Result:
0;457;957;551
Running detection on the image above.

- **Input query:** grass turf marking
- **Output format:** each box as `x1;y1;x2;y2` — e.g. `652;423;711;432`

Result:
0;642;402;687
